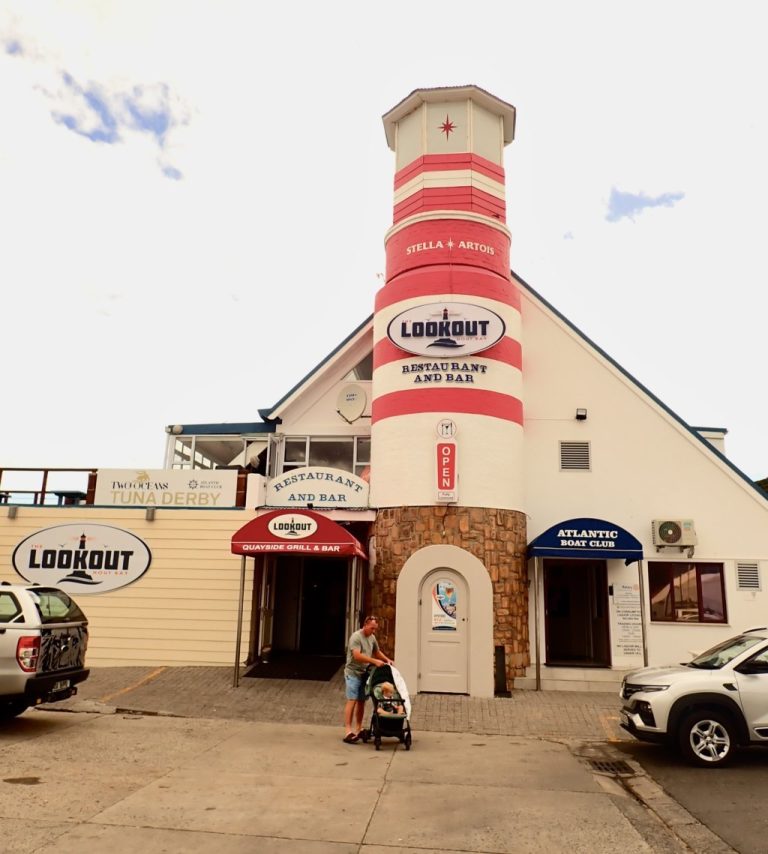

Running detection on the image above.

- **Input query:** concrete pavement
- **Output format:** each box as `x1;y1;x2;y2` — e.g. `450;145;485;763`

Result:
0;666;736;853
47;664;630;740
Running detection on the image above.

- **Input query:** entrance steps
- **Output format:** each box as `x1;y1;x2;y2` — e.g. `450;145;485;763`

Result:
514;665;631;693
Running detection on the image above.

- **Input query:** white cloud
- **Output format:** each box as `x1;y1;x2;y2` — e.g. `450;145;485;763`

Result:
0;0;767;479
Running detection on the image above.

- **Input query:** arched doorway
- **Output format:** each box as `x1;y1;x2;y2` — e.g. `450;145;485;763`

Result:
395;544;494;697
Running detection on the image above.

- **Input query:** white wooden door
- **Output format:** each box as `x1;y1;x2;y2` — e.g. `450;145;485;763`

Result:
419;569;468;693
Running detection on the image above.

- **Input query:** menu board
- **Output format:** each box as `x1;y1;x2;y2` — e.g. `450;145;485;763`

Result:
613;582;643;658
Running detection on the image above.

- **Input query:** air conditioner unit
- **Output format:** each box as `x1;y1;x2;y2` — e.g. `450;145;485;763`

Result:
652;519;697;547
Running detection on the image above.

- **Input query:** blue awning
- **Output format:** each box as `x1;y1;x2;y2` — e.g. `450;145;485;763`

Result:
528;517;643;565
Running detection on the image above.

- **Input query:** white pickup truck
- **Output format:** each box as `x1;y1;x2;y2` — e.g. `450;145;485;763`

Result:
0;583;89;719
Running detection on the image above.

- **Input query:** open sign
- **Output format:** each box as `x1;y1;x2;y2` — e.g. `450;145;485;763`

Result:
436;442;457;503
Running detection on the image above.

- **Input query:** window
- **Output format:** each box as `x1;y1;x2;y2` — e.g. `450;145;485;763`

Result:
281;436;370;477
169;436;265;470
30;588;86;624
649;562;727;623
0;592;21;623
343;353;373;381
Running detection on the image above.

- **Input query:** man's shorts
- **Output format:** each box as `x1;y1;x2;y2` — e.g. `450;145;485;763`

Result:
344;672;366;701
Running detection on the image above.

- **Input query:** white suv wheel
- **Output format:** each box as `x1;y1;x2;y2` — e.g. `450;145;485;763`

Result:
679;711;735;767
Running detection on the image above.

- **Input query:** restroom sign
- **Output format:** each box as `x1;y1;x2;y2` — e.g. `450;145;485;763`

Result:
436;442;457;503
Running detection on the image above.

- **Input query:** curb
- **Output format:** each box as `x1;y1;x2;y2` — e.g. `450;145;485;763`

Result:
572;742;736;854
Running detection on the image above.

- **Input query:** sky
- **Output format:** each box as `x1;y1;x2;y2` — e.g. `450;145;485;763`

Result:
1;1;767;480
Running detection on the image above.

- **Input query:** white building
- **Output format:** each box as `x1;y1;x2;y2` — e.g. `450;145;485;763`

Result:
2;85;767;696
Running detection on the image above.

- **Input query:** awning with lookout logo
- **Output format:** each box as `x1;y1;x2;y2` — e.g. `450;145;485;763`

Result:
231;508;367;559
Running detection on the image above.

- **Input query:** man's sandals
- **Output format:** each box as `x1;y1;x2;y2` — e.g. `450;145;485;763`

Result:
342;732;360;743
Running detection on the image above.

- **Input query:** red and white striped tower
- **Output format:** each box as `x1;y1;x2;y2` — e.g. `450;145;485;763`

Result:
371;86;529;686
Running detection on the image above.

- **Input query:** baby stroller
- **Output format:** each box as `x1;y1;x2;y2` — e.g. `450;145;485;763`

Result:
360;664;413;751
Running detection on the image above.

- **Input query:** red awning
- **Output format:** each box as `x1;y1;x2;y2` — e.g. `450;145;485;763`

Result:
231;509;367;559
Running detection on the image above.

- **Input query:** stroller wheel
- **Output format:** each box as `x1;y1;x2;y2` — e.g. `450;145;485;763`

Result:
361;729;370;743
404;732;412;751
375;737;381;751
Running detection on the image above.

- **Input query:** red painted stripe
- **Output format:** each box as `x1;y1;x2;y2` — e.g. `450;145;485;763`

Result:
394;154;505;189
376;266;521;311
373;335;522;370
372;389;523;424
393;188;506;224
385;217;510;281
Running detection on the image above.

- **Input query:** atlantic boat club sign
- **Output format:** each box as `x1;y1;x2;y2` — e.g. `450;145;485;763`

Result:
527;518;644;565
387;301;505;357
12;524;152;594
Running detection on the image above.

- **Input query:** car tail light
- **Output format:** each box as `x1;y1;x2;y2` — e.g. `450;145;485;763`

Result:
17;636;40;672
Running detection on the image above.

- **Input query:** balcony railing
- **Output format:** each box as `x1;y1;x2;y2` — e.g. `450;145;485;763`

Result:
0;467;249;507
0;468;97;506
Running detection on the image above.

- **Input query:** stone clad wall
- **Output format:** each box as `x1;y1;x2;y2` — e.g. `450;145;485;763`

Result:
372;505;529;685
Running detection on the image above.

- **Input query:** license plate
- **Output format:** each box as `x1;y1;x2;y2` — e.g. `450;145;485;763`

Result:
53;680;70;691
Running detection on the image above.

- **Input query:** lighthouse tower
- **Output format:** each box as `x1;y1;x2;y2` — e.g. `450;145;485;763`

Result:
370;86;528;696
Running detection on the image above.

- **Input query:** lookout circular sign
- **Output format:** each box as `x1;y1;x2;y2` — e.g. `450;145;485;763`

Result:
387;301;505;357
12;524;152;594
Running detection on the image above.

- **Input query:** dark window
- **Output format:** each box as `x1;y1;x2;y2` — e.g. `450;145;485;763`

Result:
648;562;726;623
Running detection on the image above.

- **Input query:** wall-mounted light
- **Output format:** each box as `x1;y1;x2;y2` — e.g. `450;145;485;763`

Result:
575;408;588;421
165;424;184;435
146;507;156;521
7;505;18;519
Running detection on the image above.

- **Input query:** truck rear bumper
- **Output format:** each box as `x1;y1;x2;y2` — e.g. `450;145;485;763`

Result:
22;668;90;705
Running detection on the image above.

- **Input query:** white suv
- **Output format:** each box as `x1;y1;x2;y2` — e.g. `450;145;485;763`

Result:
0;583;89;720
620;628;768;767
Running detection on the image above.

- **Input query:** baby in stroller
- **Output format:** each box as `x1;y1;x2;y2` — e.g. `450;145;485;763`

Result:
377;682;404;716
361;663;413;751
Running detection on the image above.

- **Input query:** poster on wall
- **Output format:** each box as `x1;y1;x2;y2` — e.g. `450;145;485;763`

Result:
613;582;643;658
431;579;458;630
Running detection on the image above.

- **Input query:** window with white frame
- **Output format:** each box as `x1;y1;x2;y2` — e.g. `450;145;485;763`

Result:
169;436;261;470
281;436;370;478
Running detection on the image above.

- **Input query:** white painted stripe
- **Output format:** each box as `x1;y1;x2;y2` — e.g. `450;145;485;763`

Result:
373;357;522;400
394;171;506;206
371;413;525;510
374;296;521;340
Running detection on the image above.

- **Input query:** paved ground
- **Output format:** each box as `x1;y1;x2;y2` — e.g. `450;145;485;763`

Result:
0;708;728;854
14;665;734;853
50;664;631;742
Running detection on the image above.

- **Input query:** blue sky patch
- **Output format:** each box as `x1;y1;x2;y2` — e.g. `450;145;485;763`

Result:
53;73;121;144
606;187;684;222
4;39;23;55
161;164;183;181
124;84;173;145
51;72;184;178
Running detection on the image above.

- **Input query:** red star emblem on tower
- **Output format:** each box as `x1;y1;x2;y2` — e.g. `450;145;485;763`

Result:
438;115;456;139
